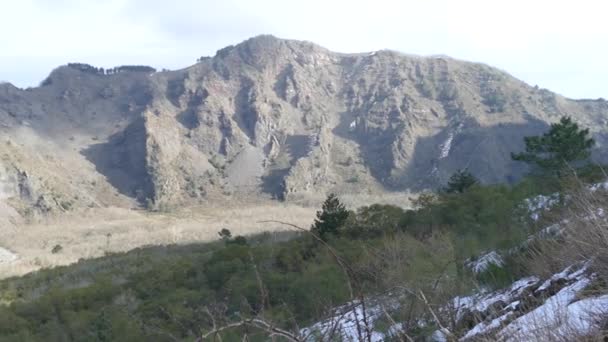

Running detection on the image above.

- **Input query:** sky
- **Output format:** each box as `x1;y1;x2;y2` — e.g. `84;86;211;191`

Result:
0;0;606;99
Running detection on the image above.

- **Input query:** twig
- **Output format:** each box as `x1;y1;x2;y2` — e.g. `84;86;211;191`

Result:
249;251;269;313
381;306;415;342
419;290;454;340
200;318;303;341
258;220;356;300
259;220;376;341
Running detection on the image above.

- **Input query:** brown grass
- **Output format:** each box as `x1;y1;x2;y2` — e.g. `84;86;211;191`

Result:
0;202;316;279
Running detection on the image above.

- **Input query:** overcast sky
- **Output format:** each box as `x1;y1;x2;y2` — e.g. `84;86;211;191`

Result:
1;0;606;99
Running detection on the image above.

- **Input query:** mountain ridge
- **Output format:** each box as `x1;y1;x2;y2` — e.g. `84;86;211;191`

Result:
1;34;607;215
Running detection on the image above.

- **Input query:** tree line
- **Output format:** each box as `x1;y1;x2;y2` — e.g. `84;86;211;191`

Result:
67;63;157;75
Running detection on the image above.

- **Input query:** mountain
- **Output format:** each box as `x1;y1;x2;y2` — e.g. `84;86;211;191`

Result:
1;35;607;214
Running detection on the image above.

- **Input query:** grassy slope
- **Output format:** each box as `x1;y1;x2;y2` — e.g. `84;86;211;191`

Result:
0;177;556;341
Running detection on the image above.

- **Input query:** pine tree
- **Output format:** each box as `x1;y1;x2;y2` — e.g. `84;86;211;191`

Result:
444;169;478;193
511;116;594;176
311;193;349;239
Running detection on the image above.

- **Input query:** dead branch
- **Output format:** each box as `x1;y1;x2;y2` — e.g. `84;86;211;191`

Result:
258;220;356;300
259;220;376;341
419;290;455;340
248;251;269;313
200;317;304;341
381;306;415;342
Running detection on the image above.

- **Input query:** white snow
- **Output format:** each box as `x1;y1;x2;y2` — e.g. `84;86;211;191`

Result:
557;295;608;335
438;123;464;159
536;265;575;292
504;300;520;311
524;193;560;221
536;262;588;293
465;251;504;274
301;298;398;341
524;180;608;221
431;329;449;342
462;311;514;340
537;222;565;237
453;276;539;320
304;261;605;341
438;132;454;159
589;181;608;192
454;264;602;341
497;276;598;341
0;247;17;263
386;323;406;338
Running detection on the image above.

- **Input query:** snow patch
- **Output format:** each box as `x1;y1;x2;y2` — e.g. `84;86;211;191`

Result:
431;329;449;342
498;276;597;341
462;311;514;340
454;263;599;341
302;298;400;341
524;180;608;221
465;251;504;274
589;181;608;192
524;193;560;221
438;123;464;159
438;132;454;159
452;276;540;322
0;247;17;263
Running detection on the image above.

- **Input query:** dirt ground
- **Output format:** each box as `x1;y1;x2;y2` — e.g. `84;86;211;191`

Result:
0;203;317;279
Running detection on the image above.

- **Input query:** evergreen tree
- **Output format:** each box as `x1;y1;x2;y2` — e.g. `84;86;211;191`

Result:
311;193;349;239
511;116;594;176
444;169;478;193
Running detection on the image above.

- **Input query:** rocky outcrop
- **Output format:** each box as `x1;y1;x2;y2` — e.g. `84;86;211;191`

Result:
450;263;608;341
301;263;608;341
1;35;608;210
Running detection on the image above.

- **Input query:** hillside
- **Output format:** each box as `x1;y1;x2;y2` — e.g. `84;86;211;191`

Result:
1;35;608;215
2;176;608;341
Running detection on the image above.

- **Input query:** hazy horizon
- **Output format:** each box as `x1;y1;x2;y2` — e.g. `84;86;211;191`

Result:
1;0;606;99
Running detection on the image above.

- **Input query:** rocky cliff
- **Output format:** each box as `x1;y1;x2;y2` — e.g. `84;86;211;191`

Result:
1;35;607;212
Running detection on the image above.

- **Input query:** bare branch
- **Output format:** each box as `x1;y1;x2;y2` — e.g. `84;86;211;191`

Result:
419;290;454;340
259;220;356;299
381;306;415;342
248;251;269;313
200;318;304;341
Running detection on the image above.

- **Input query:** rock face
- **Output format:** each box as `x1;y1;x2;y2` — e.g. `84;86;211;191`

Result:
1;35;608;211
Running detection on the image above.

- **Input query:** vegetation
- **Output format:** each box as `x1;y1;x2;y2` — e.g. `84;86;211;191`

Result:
112;65;157;74
0;177;552;341
67;63;106;75
0;117;603;340
512;116;595;177
310;193;349;240
66;63;157;75
443;169;478;194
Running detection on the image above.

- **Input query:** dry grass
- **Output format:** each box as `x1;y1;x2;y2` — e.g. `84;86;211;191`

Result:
0;202;316;279
0;191;415;280
286;192;415;209
490;183;608;341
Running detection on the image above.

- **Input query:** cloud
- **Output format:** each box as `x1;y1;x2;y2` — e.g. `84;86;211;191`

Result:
0;0;606;98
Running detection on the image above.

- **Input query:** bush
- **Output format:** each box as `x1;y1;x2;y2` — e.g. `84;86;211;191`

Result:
344;204;405;238
51;244;63;254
